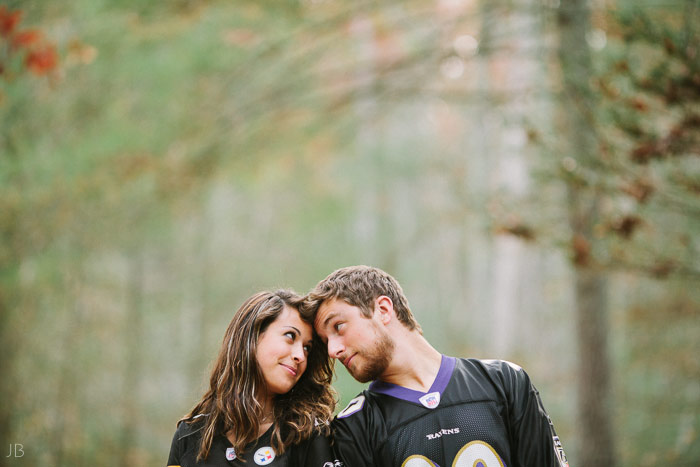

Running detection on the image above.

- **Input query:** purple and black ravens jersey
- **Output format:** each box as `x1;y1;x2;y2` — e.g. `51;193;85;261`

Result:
167;415;339;467
332;356;569;467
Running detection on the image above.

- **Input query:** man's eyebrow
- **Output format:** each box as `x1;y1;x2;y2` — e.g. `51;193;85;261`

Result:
321;312;339;328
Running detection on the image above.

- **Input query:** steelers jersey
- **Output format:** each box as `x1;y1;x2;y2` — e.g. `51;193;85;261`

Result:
167;415;339;467
332;356;569;467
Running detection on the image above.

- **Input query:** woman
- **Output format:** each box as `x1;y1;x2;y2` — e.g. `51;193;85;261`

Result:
167;290;338;466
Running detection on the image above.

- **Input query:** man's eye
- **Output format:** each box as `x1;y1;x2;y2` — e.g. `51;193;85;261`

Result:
334;322;345;332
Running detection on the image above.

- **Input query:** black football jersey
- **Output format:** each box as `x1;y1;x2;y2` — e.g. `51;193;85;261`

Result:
167;415;339;467
332;356;569;467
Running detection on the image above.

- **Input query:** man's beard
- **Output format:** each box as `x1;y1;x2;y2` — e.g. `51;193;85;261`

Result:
349;327;395;383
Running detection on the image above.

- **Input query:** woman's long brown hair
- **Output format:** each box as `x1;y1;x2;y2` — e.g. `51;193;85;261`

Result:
178;290;336;461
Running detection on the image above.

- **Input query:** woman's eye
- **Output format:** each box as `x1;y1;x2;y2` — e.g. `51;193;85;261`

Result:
303;344;311;353
284;331;295;340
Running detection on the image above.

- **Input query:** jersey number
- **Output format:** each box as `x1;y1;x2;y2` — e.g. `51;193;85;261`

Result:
401;441;505;467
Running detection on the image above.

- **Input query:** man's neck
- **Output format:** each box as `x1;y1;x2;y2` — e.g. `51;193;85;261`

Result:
379;332;443;392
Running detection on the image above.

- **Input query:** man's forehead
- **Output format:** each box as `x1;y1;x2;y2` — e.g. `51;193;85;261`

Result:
315;298;347;325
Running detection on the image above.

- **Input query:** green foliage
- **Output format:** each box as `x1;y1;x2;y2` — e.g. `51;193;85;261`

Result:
0;1;698;466
591;0;700;278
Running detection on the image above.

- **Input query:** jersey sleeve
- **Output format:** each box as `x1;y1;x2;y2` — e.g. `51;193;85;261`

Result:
166;425;182;467
500;362;569;467
331;395;376;467
332;420;373;467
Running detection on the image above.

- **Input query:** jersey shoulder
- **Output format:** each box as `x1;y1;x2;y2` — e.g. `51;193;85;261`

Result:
478;358;532;390
336;385;396;413
479;358;523;372
457;357;522;373
173;414;207;442
332;389;389;432
336;393;369;419
456;357;527;383
168;415;207;466
438;357;531;405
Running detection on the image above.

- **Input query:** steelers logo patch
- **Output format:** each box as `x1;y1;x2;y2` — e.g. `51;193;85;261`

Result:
254;446;276;465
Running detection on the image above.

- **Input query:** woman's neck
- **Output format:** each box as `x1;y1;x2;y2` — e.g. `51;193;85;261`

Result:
257;420;273;437
258;393;275;436
225;411;274;445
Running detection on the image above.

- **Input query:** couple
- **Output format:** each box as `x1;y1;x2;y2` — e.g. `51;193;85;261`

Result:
167;266;569;467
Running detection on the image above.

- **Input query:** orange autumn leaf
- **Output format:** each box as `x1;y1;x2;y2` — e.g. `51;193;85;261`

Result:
11;29;42;49
0;6;21;37
25;44;58;75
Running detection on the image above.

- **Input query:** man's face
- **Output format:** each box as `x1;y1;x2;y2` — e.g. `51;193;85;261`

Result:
314;298;394;383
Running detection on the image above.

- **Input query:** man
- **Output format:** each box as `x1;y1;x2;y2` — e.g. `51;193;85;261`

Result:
304;265;569;467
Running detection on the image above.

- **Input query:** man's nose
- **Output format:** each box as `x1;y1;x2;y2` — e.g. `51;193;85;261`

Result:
327;336;344;359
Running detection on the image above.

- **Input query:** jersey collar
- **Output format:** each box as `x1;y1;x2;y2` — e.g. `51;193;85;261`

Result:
368;355;456;406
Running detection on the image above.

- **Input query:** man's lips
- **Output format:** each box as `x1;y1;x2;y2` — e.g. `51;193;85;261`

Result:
343;353;357;368
280;364;297;377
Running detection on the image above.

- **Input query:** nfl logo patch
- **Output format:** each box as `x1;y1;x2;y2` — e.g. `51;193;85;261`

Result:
419;391;441;409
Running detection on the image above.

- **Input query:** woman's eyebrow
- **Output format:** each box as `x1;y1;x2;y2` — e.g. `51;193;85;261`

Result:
282;325;301;335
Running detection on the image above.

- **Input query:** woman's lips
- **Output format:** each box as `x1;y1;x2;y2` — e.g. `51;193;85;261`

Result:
280;363;297;377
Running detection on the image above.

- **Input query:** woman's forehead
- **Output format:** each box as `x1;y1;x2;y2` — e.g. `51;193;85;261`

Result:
273;305;313;337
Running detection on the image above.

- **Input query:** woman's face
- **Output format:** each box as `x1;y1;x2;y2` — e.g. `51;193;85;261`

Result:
256;305;313;396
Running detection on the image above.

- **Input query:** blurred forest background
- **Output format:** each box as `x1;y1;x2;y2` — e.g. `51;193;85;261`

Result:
1;0;698;466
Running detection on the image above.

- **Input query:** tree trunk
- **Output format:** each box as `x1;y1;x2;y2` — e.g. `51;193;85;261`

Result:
557;1;616;465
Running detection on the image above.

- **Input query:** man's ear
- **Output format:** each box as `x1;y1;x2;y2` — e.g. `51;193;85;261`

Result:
374;295;394;325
